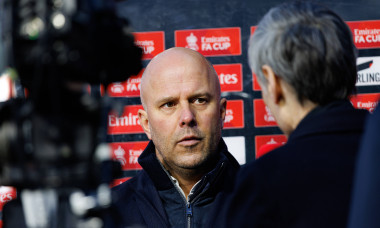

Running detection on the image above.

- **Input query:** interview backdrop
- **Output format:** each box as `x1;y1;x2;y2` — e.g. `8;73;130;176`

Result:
102;0;380;184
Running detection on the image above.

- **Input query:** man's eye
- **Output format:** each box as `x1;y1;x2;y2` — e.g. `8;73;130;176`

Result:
193;98;207;104
162;102;175;108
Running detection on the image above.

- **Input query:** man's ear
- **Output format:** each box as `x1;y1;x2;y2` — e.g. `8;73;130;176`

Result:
138;109;151;139
261;64;284;105
219;98;227;128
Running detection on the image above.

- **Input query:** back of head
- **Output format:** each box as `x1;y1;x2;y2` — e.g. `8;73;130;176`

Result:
249;1;357;105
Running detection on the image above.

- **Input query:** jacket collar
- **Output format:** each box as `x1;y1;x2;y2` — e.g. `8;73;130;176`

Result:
288;100;368;142
137;139;239;191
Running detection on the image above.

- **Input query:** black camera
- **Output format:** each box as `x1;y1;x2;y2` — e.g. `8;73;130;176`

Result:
0;0;142;227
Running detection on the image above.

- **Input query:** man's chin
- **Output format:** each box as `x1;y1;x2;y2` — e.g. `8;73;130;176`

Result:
178;162;203;170
177;155;213;170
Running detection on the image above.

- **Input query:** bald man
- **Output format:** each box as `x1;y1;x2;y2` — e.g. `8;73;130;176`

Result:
111;47;240;228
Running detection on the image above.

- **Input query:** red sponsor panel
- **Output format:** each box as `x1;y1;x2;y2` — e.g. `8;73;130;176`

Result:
346;20;380;49
253;99;278;127
350;93;380;113
175;27;241;56
255;135;287;158
133;31;165;60
110;141;148;171
252;73;262;91
224;100;244;129
250;26;257;35
105;69;144;97
108;105;144;134
111;177;132;188
0;186;17;211
213;64;243;92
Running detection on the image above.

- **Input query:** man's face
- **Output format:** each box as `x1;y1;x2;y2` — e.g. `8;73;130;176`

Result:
139;52;226;172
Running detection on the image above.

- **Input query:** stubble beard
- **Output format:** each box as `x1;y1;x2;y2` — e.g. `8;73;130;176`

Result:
153;127;220;177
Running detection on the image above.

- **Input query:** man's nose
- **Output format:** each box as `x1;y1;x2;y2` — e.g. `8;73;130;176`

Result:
179;104;196;127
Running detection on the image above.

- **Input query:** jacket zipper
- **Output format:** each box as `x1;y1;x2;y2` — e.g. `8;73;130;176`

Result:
170;179;192;228
185;162;225;228
186;203;192;228
165;161;226;228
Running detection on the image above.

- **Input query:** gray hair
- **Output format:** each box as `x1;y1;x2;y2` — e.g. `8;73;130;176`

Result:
248;1;357;105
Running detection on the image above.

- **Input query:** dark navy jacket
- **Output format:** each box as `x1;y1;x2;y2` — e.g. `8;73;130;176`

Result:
348;106;380;228
111;139;240;228
216;100;368;228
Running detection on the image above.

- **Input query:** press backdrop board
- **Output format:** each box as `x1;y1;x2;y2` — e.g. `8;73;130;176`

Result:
104;0;380;180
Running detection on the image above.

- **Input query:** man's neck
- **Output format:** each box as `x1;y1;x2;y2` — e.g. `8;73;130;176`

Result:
280;96;318;136
156;151;219;198
289;100;318;134
170;169;205;198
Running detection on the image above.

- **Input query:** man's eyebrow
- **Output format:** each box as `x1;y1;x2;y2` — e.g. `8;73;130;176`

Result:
155;92;213;105
155;96;177;106
189;92;212;99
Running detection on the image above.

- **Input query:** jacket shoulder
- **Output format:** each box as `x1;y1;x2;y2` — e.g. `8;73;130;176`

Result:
112;170;149;200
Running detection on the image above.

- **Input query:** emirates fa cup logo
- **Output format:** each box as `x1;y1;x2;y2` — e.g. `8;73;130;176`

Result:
186;33;199;51
114;146;127;166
